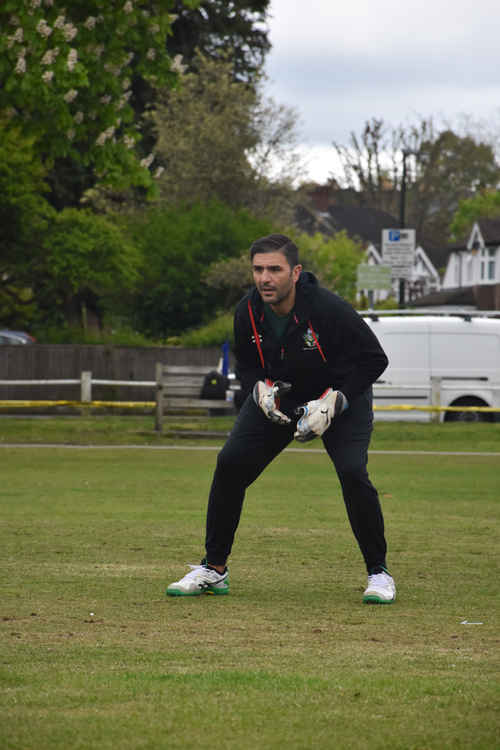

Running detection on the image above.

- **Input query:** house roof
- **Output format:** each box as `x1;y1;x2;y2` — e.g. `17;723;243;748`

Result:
477;219;500;245
294;203;401;247
326;205;402;246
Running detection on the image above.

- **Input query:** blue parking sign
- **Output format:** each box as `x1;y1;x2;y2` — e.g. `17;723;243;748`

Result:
388;230;400;241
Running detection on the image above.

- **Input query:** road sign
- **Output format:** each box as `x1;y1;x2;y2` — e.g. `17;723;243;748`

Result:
382;228;415;280
356;263;392;290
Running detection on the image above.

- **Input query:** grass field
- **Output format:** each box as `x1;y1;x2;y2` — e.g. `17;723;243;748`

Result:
1;422;499;749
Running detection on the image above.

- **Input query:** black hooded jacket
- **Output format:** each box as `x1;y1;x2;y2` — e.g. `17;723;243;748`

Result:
233;271;388;405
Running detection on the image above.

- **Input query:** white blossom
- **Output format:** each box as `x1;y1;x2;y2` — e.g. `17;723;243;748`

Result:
170;54;187;74
9;28;24;45
123;135;135;149
150;23;160;34
54;15;65;29
9;16;21;26
84;16;97;30
15;56;26;74
74;111;84;124
117;91;132;110
146;48;156;61
41;47;59;65
63;88;78;103
63;23;78;41
36;19;52;37
123;1;133;13
140;153;154;168
154;166;165;178
67;48;78;71
31;0;42;8
66;128;75;140
94;45;104;58
124;52;134;64
95;125;116;146
100;95;112;105
122;77;131;90
42;70;54;83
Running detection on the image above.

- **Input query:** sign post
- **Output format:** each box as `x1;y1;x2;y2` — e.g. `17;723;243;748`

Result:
381;229;416;307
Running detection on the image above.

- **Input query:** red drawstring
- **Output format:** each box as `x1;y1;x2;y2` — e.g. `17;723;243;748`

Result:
248;299;265;369
307;321;327;362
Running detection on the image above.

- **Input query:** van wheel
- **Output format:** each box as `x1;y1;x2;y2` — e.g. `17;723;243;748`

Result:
444;397;491;423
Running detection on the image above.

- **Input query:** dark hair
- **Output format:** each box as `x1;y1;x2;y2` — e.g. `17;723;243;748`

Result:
249;234;300;269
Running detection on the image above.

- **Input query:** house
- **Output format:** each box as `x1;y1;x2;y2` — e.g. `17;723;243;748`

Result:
294;197;440;303
412;220;500;310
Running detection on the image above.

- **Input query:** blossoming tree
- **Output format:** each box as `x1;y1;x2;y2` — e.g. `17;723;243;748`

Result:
0;0;198;196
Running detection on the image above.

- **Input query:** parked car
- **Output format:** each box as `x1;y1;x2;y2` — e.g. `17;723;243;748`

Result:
363;312;500;423
0;330;36;345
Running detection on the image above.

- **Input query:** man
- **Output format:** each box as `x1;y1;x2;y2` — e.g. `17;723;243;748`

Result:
167;233;396;604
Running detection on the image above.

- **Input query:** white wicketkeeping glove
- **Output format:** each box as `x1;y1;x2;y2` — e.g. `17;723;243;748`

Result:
253;379;292;425
294;388;347;442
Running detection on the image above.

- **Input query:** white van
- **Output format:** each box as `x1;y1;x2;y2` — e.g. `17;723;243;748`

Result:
362;312;500;422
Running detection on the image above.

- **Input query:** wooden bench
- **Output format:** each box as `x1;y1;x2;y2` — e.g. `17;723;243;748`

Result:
154;363;237;433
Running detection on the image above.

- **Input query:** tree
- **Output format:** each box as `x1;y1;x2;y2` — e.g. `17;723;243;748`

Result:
331;117;500;247
151;52;302;219
0;120;54;327
0;0;199;207
168;0;270;83
37;208;141;331
449;191;500;241
291;231;364;304
126;201;273;337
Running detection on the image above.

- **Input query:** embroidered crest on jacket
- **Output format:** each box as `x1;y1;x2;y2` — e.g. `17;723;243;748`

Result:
302;327;318;350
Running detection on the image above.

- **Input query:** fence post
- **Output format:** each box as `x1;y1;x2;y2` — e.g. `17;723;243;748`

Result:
155;362;165;433
430;376;441;424
81;371;92;403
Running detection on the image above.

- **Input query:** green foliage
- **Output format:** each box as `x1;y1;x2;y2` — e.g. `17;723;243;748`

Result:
175;311;234;347
449;190;500;241
290;230;364;303
203;253;254;308
151;51;301;218
44;208;139;293
127;201;272;337
33;208;141;330
0;0;199;199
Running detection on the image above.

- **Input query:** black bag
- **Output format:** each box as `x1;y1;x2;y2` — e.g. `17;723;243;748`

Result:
200;370;228;400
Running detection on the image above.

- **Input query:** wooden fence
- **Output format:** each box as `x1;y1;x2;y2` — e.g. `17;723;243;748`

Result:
0;345;232;403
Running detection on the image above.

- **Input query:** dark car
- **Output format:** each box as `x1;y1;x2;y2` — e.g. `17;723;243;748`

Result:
0;330;36;345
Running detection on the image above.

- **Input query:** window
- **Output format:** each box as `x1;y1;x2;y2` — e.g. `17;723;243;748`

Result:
480;248;496;281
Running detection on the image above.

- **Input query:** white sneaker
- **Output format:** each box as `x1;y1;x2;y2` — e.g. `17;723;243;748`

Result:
166;563;229;597
363;570;396;604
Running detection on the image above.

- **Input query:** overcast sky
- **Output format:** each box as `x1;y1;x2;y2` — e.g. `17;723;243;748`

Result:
263;0;500;183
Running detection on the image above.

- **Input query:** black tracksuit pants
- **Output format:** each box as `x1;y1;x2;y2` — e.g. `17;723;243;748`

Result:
205;388;387;572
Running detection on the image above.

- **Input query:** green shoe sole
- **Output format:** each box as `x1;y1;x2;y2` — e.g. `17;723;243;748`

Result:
166;585;230;597
363;595;395;604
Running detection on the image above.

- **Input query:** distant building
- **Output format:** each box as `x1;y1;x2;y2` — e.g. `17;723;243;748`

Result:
412;220;500;310
294;196;440;303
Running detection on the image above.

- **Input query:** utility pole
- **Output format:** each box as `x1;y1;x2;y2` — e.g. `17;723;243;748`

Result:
398;150;409;308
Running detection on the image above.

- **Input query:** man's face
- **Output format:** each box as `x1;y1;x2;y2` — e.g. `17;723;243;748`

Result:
252;251;302;312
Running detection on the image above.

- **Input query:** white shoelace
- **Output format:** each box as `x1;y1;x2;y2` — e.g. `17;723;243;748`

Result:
181;564;221;584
